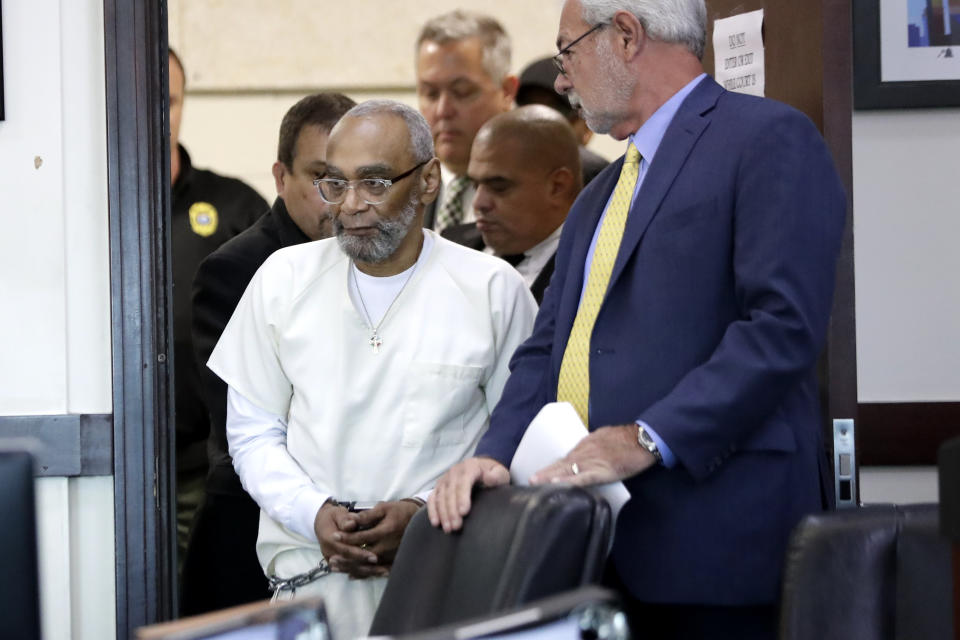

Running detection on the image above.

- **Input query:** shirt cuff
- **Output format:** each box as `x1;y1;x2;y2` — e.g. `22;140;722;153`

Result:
637;420;677;468
290;487;332;542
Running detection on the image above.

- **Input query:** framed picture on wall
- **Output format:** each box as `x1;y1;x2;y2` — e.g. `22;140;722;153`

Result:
854;0;960;108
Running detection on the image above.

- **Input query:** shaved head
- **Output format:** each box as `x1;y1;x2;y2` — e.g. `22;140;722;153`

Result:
468;105;582;255
474;105;582;195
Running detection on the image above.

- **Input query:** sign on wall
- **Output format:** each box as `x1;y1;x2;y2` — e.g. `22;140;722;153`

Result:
712;9;766;97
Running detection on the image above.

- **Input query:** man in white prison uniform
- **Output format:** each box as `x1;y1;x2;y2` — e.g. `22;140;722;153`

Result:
207;100;537;640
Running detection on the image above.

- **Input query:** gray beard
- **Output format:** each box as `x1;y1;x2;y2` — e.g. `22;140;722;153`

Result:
334;197;419;264
570;90;620;135
569;39;634;135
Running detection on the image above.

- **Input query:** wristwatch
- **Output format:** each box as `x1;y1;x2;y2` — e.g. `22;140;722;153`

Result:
637;425;663;464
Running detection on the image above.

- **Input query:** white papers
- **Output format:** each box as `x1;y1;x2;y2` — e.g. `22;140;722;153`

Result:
712;9;766;97
509;402;631;522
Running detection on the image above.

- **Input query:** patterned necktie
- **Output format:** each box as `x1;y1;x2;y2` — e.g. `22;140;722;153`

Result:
556;143;641;427
435;175;470;233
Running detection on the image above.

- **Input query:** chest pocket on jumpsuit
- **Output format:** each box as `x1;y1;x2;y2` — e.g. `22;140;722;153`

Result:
401;361;484;447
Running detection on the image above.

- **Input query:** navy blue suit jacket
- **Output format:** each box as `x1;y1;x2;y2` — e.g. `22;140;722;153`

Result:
475;78;846;606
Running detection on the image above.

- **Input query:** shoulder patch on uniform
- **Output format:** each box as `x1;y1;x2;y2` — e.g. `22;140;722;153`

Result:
189;202;219;237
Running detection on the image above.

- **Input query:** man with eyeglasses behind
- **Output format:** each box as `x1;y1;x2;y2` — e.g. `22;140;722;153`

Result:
415;10;518;246
206;100;536;640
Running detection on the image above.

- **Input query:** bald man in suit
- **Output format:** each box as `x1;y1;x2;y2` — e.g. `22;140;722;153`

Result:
467;105;581;303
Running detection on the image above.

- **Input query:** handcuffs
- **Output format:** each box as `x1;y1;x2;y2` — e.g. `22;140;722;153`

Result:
267;499;424;600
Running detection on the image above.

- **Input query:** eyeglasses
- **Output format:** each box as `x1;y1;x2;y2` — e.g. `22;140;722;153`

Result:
552;23;606;76
313;160;429;205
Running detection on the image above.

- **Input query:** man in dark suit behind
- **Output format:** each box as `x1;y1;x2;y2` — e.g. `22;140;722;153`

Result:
429;1;846;638
415;11;518;236
467;105;582;303
180;92;356;615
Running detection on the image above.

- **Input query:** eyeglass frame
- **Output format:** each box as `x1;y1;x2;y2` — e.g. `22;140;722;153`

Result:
313;160;430;205
552;22;607;77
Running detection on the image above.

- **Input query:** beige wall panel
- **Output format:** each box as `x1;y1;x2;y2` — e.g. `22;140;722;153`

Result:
172;1;563;90
179;89;421;201
169;0;183;51
170;1;622;199
180;89;621;203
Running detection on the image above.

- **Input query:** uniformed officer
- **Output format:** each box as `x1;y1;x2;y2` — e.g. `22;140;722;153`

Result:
168;47;267;568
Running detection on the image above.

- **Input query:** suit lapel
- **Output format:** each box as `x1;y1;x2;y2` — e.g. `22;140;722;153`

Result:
530;252;557;304
553;79;724;360
608;79;723;289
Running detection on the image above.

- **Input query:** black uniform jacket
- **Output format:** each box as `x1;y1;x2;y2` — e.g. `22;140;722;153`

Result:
172;145;266;471
191;197;310;495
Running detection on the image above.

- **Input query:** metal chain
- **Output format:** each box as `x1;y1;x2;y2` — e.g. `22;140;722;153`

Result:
266;499;367;602
268;559;331;602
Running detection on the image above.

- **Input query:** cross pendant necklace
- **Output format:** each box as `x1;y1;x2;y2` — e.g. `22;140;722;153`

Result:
369;331;383;354
351;260;420;354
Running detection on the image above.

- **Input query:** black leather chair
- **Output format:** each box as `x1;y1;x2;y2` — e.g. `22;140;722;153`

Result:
368;485;612;636
779;503;953;640
939;437;960;640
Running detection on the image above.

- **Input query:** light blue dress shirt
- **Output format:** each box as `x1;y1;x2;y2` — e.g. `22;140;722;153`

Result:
579;73;707;468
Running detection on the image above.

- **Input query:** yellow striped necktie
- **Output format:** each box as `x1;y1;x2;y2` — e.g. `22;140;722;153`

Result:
556;143;641;427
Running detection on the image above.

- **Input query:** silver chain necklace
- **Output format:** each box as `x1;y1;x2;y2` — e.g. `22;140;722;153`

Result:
351;260;420;354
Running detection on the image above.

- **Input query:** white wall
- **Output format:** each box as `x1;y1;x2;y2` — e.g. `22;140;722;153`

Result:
860;467;939;504
853;108;960;403
852;108;960;504
0;0;115;638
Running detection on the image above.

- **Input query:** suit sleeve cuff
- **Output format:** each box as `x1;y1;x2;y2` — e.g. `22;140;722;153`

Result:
637;420;677;468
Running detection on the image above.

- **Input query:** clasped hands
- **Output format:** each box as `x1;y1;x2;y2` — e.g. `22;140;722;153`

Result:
427;423;656;533
314;499;421;579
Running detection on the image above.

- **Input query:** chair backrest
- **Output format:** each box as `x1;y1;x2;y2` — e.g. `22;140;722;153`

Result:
779;503;953;640
368;485;612;636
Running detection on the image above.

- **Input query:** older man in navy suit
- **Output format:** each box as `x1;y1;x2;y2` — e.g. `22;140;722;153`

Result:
428;1;846;638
